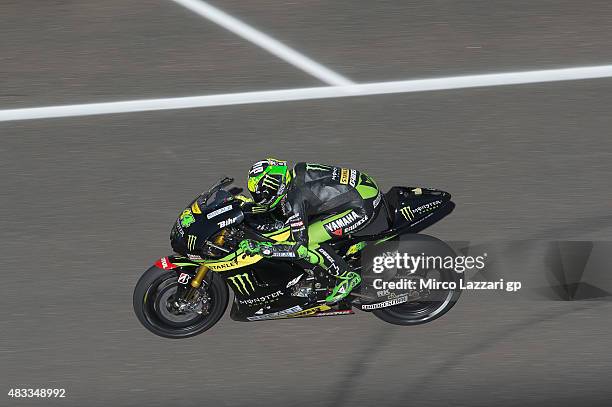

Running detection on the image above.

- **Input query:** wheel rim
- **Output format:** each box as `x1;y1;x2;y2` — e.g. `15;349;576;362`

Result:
143;272;216;334
384;268;456;321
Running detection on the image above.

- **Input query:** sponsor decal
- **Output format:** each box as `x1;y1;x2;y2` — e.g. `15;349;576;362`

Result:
207;260;240;271
268;158;286;167
238;290;282;306
349;169;358;187
314;310;354;317
306;163;332;172
247;305;303;321
331;167;339;180
271;251;296;258
317;248;341;275
250;205;268;213
187;235;197;251
373;192;382;209
191;202;202;214
339;168;350;185
217;215;240;228
249;160;267;175
187;254;203;261
206;204;233;219
400;200;442;221
318;248;335;263
344;214;368;233
261;174;281;190
377;289;391;297
286;274;303;288
286;213;301;222
179;209;195;228
399;206;414;221
174;220;185;236
288;304;331;318
412;200;442;214
177;273;191;284
324;211;360;236
228;273;256;295
361;293;409;310
155;257;178;270
346;241;366;255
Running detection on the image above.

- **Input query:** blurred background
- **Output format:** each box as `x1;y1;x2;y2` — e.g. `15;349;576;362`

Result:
1;1;611;406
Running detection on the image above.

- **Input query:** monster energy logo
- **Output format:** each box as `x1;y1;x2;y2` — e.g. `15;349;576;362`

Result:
400;206;414;221
187;235;197;251
306;163;332;171
261;174;281;189
251;205;268;213
228;273;255;295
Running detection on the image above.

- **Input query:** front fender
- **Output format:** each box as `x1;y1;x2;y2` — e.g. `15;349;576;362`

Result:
153;255;201;285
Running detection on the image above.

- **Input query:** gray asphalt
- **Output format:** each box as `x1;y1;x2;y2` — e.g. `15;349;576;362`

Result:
1;1;612;407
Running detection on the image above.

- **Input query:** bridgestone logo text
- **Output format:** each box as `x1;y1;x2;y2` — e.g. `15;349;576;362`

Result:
207;205;233;219
361;294;409;310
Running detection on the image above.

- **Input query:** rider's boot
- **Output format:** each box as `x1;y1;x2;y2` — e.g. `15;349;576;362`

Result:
325;270;361;304
299;243;362;304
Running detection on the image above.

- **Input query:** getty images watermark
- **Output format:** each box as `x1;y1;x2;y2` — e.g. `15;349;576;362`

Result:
372;251;522;292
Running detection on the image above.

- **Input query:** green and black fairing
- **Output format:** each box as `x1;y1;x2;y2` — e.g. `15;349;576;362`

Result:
170;185;244;258
154;178;455;321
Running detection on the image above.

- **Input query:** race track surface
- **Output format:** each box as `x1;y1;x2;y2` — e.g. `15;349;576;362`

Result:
2;1;612;406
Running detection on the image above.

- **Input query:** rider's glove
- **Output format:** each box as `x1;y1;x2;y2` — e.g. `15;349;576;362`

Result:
296;244;319;265
239;240;318;264
240;240;279;257
239;239;265;256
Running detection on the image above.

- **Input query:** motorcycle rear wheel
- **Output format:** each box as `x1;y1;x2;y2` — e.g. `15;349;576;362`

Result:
372;266;461;325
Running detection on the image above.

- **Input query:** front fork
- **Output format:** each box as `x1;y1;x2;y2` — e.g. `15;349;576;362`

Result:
181;265;210;302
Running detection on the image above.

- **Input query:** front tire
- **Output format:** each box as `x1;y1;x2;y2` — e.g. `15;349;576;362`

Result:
133;266;228;338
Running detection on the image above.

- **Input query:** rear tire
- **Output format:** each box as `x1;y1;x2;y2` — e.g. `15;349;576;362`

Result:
133;266;228;338
372;268;461;325
371;234;462;326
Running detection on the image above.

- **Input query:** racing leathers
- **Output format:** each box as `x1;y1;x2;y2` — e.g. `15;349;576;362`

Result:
240;162;382;303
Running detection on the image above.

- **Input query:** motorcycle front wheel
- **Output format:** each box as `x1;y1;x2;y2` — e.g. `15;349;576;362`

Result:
133;266;228;338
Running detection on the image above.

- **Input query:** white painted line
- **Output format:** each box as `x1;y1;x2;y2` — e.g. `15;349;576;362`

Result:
1;65;612;122
170;0;353;86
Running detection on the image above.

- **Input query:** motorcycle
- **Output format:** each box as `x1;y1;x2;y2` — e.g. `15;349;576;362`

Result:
133;177;461;338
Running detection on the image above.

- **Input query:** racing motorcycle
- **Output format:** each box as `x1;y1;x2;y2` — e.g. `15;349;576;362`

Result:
133;177;461;338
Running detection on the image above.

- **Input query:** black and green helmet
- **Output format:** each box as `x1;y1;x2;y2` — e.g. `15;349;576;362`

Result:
247;158;291;209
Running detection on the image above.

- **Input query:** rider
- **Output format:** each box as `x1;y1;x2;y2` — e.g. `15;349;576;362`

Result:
238;158;382;304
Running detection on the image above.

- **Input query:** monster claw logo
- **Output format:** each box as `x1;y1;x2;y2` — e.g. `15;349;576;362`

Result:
400;206;414;221
261;174;281;190
228;273;256;295
250;205;268;213
187;235;197;251
306;163;332;172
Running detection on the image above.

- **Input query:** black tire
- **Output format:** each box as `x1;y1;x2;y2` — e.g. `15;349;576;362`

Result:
133;266;228;339
371;235;463;326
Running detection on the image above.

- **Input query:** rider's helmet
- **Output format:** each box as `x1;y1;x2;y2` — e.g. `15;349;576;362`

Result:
247;158;291;209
